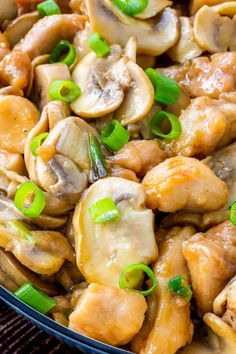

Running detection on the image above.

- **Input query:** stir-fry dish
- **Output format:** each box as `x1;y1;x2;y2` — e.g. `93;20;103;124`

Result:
1;0;236;353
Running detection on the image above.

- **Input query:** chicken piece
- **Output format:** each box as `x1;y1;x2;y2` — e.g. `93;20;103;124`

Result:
132;226;194;354
183;221;236;316
109;140;165;178
142;156;228;212
0;33;10;61
14;14;86;59
0;150;25;174
213;276;236;331
164;96;236;157
0;51;31;89
161;52;236;99
69;283;147;346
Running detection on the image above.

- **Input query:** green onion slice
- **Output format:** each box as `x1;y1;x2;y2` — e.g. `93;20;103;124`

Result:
230;201;236;226
150;111;182;139
49;80;81;103
145;67;180;105
112;0;148;15
49;40;76;67
89;197;120;223
119;263;157;296
7;221;35;244
101;120;130;151
37;0;61;16
88;135;107;182
87;33;110;58
168;274;192;302
30;132;49;157
14;181;46;218
14;283;57;314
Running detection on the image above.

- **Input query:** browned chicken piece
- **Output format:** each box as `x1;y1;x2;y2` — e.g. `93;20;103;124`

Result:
0;51;31;89
161;52;236;99
69;283;147;346
109;140;166;178
14;14;86;59
213;276;236;331
164;96;236;157
142;156;228;212
183;221;236;316
132;226;194;354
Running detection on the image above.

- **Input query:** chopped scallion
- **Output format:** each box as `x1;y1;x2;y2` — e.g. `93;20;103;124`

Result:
89;197;120;223
14;181;46;218
230;201;236;226
112;0;148;15
7;221;35;244
14;283;57;314
88;135;107;182
119;263;157;296
49;40;76;67
49;80;81;103
150;111;182;139
168;274;192;302
30;132;49;157
37;0;61;16
101;120;130;151
87;33;110;58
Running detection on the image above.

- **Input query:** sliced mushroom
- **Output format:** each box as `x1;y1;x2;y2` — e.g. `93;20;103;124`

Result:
73;177;158;287
213;1;236;16
87;0;179;56
0;0;17;23
168;16;202;63
14;14;87;59
33;63;71;111
134;0;172;19
73;21;92;59
132;226;194;354
0;149;25;175
0;248;57;294
4;12;39;48
190;0;229;15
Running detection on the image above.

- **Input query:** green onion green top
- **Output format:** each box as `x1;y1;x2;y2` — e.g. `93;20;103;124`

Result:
101;120;130;151
112;0;148;15
30;132;49;157
88;135;108;182
230;201;236;226
14;283;57;314
87;33;110;58
14;181;46;218
49;40;76;67
7;220;35;244
119;263;157;296
49;80;81;103
37;0;61;16
89;197;120;223
145;67;180;105
168;274;192;302
150;111;182;139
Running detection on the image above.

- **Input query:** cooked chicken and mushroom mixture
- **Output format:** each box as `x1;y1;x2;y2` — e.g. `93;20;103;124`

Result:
1;0;236;352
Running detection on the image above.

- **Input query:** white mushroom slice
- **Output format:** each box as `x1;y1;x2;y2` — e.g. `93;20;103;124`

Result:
33;63;71;111
125;36;137;62
193;5;234;53
87;0;179;56
168;17;202;64
71;46;125;118
0;0;17;23
73;177;158;287
134;0;172;19
73;21;92;59
114;60;154;125
4;12;39;48
212;1;236;16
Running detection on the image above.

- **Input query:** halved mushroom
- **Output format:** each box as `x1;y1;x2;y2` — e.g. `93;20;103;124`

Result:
134;0;172;19
168;17;202;63
73;177;158;287
14;14;87;59
4;12;40;48
0;248;57;294
0;0;17;23
132;226;194;354
87;0;179;56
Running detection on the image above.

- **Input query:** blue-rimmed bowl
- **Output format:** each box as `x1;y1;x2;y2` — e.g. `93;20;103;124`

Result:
0;286;133;354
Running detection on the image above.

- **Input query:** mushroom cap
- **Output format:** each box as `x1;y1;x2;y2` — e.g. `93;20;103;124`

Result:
134;0;172;19
73;177;158;287
87;0;179;56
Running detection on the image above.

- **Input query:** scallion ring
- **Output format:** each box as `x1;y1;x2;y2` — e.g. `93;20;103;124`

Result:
150;111;182;139
14;283;57;314
89;197;120;223
119;263;157;296
101;120;130;151
49;80;81;103
87;33;110;58
112;0;148;15
145;67;180;105
230;201;236;226
49;40;76;67
168;274;192;302
30;132;49;157
14;181;46;218
7;221;35;244
37;0;61;16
